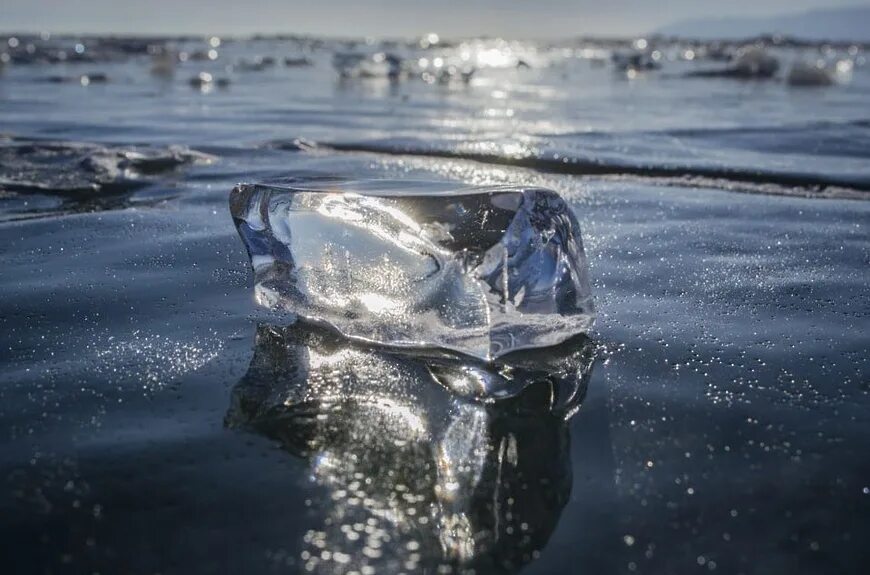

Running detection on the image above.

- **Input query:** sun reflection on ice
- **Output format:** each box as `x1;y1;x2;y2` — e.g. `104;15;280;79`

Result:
226;323;597;573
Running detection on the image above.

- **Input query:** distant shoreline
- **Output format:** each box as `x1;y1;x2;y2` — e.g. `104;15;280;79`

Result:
1;31;868;49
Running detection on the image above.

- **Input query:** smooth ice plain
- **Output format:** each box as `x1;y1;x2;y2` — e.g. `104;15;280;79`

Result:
230;178;595;361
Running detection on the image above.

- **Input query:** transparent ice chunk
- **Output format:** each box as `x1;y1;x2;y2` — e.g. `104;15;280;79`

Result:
229;178;595;361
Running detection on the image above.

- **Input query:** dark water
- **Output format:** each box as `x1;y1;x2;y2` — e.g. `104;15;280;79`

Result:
0;35;868;574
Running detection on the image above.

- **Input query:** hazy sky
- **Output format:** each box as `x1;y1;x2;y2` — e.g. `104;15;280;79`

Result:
2;0;867;38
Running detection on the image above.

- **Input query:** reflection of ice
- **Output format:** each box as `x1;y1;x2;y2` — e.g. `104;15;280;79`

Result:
230;178;595;362
225;323;596;574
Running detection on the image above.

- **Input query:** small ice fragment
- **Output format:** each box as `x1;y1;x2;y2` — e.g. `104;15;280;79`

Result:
686;46;779;79
234;56;276;72
611;50;661;72
283;56;313;67
787;60;834;87
189;71;213;87
150;47;177;76
732;47;780;78
189;71;229;89
333;51;401;79
230;178;595;361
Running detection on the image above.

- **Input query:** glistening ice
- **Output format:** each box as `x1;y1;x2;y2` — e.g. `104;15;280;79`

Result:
230;178;595;360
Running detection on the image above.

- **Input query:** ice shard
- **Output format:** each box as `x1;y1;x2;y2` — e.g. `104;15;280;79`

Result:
229;178;594;361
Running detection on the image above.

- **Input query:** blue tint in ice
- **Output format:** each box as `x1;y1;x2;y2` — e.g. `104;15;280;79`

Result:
230;178;594;361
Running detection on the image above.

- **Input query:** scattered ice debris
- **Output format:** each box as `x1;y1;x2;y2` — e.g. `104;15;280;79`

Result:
0;33;860;100
1;34;157;65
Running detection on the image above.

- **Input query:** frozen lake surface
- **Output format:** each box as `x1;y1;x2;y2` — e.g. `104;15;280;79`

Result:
0;34;868;574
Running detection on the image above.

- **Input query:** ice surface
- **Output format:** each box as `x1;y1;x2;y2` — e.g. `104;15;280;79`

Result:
0;138;214;195
230;178;595;361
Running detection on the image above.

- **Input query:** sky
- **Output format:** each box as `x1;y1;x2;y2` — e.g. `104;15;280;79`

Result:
1;0;867;38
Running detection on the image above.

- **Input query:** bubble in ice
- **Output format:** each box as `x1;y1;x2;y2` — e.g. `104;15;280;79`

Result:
229;177;595;361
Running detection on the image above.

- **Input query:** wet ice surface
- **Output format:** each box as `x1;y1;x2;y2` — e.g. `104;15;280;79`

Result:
231;179;594;362
0;137;214;220
0;34;869;575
